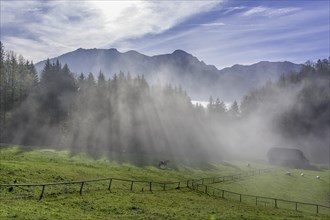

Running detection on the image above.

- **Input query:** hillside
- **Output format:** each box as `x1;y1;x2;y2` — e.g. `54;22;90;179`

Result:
1;146;329;219
35;48;302;101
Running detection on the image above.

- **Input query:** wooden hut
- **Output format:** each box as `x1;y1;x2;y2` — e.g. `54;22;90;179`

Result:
267;147;310;169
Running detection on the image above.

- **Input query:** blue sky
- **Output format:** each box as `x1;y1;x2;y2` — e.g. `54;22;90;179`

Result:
1;0;329;68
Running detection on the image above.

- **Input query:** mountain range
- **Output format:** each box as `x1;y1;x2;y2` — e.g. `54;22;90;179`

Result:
35;48;302;101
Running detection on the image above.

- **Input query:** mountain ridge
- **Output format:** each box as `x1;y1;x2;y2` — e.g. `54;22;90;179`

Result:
35;48;303;101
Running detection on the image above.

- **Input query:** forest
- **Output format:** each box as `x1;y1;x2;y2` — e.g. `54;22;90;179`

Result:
0;41;329;164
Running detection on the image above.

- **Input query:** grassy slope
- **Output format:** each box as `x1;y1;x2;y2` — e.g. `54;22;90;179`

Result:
210;168;330;206
0;146;328;219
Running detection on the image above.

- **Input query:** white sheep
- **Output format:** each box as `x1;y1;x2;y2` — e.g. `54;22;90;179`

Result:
316;176;320;179
300;173;304;177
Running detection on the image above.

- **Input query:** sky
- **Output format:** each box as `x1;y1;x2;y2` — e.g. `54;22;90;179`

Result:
0;0;329;68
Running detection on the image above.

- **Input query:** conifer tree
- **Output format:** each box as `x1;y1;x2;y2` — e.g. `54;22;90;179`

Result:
97;70;106;87
228;101;239;117
87;72;96;87
0;42;6;143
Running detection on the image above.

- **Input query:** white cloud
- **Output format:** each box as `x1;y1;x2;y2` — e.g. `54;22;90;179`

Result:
1;36;55;63
200;22;226;26
0;0;221;62
223;6;246;14
129;2;328;69
242;6;267;16
242;6;301;17
1;0;327;68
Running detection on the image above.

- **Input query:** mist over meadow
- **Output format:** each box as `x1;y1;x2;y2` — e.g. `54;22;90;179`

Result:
0;42;329;165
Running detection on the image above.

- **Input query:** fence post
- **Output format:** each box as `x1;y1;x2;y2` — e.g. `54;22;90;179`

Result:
80;182;84;195
163;183;165;191
149;182;152;192
186;180;189;188
239;194;242;202
205;185;208;194
256;196;258;205
274;199;277;208
39;185;45;200
108;178;112;191
295;202;298;211
130;181;134;191
316;205;319;214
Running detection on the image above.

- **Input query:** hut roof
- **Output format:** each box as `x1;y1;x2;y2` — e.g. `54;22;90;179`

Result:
267;147;308;161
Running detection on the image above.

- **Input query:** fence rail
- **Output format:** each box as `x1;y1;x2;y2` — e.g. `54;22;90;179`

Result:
3;168;327;215
189;182;330;215
0;177;186;200
193;168;273;185
0;168;272;200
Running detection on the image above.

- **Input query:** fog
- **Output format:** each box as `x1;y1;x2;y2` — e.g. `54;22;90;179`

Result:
2;56;329;167
192;64;329;165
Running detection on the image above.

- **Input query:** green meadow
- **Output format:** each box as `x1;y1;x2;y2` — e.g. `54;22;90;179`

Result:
0;146;329;219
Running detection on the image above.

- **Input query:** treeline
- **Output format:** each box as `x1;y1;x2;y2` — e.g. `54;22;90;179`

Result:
1;41;329;164
0;42;39;143
241;58;329;136
240;58;329;162
1;43;224;164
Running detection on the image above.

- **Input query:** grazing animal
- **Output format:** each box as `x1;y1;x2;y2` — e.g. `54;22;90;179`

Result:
158;160;170;169
301;173;304;177
285;172;291;176
316;176;320;179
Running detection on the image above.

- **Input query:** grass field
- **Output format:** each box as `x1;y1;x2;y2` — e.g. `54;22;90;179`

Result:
210;168;330;206
0;145;329;219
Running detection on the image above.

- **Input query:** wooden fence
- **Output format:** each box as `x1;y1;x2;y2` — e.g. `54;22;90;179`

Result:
193;168;273;185
0;177;188;200
0;168;273;201
3;168;327;215
189;182;330;215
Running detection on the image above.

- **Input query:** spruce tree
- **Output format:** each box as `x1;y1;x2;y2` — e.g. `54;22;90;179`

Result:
228;101;239;117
